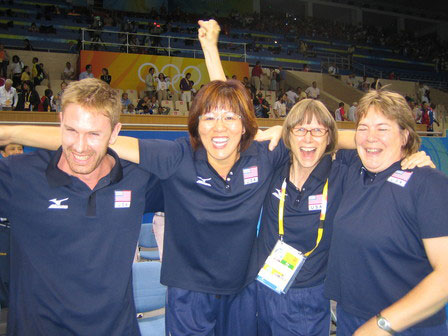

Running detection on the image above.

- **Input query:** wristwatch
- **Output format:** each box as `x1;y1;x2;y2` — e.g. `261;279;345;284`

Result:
376;313;396;335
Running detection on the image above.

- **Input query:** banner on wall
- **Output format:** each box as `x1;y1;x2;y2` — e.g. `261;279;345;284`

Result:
80;50;249;93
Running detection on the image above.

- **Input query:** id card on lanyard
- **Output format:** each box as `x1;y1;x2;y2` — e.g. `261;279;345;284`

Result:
256;178;328;294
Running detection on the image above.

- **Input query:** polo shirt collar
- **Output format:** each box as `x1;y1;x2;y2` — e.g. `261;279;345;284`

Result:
46;147;123;188
360;160;402;184
193;140;259;162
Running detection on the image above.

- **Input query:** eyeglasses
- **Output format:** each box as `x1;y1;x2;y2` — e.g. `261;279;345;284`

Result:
199;112;242;125
291;127;328;137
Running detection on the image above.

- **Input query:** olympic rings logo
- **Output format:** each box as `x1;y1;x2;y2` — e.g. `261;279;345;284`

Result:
138;62;202;93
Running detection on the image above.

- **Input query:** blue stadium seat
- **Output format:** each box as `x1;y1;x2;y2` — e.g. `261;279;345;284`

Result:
132;261;165;336
138;223;160;261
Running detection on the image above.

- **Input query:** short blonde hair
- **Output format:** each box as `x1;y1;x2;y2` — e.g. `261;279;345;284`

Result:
282;99;338;156
356;90;421;156
61;78;121;128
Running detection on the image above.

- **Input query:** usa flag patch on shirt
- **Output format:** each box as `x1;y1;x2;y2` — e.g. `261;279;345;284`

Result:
387;170;413;187
115;190;131;208
308;194;323;211
243;166;259;185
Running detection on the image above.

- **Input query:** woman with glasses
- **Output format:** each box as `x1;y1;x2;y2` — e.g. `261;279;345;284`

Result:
197;20;434;336
250;98;345;336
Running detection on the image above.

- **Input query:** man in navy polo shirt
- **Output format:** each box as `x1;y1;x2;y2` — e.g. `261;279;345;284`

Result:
0;78;162;335
0;144;23;310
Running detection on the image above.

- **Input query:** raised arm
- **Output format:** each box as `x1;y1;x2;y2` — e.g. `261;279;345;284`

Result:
1;125;60;150
109;136;140;163
198;19;226;82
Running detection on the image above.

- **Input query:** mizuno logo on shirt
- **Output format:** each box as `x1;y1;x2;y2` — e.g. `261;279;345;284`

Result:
48;198;69;209
196;176;212;187
272;188;287;200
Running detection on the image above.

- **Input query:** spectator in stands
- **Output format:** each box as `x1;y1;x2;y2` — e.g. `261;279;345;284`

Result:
79;64;94;80
251;61;262;91
272;93;288;118
269;68;278;92
253;92;270;118
303;64;310;72
242;76;254;95
334;102;347;121
278;66;286;93
305;81;320;100
54;81;67;112
297;86;307;102
180;72;193;105
370;77;382;90
346;73;357;87
61;61;75;80
417;82;430;104
347;44;355;69
286;87;299;107
422;103;439;134
145;67;156;98
359;76;370;92
126;103;135;114
16;81;40;111
0;44;9;78
38;89;54;112
328;64;337;76
31;57;38;82
348;102;357;122
411;102;423;123
136;95;151;114
155;72;168;103
31;58;44;87
0;79;18;111
23;39;33;51
121;92;131;111
100;68;111;85
28;22;39;33
0;144;23;157
21;65;31;83
10;55;24;88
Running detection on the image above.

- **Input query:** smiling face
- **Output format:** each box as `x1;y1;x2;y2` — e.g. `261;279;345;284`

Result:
59;103;121;181
290;115;329;174
356;106;408;173
198;108;245;169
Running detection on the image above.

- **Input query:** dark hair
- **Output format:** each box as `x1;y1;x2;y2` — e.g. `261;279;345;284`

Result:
188;80;258;152
44;89;53;97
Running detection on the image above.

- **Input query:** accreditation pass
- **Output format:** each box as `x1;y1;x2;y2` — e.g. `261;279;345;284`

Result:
256;240;306;294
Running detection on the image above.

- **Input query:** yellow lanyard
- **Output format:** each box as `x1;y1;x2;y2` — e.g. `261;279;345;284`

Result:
278;178;329;257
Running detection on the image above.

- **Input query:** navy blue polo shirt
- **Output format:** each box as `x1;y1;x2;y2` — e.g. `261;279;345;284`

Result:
138;137;288;294
248;153;348;288
0;148;163;336
324;150;448;327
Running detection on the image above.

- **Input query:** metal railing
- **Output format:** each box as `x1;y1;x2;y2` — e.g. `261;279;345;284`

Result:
81;28;247;62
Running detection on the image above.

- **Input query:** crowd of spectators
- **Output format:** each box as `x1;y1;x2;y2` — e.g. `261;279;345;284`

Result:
1;1;447;70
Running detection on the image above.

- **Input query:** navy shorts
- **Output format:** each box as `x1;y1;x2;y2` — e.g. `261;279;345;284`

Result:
165;282;257;336
257;282;330;336
336;305;448;336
